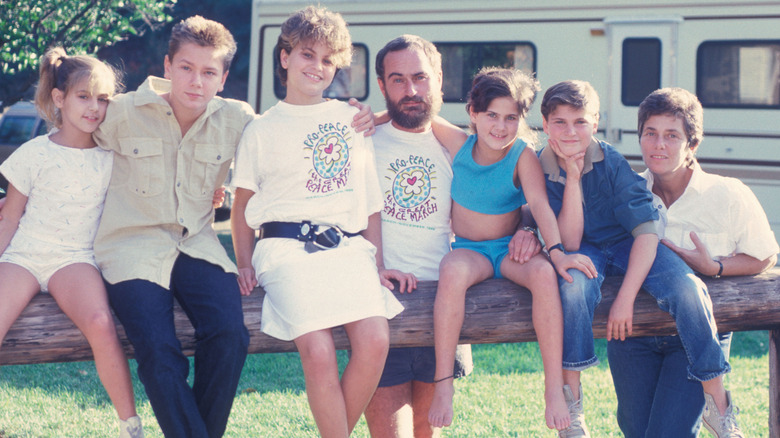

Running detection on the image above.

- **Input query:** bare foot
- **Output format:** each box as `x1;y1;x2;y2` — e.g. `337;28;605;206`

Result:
545;386;571;430
428;379;455;428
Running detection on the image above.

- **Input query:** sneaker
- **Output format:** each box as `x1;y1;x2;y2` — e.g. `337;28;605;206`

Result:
558;384;590;438
119;416;144;438
702;390;744;438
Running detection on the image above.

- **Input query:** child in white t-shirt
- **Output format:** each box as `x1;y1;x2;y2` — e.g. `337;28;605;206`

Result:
230;6;410;437
0;48;143;438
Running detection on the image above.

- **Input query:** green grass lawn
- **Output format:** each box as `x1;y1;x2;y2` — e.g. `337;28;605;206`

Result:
0;332;771;437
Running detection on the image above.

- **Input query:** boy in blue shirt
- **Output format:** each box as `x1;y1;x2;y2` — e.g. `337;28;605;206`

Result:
538;80;735;438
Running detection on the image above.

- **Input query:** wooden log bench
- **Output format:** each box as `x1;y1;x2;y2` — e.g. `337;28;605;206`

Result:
2;267;780;435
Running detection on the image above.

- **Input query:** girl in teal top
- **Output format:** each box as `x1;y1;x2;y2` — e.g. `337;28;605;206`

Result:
428;67;596;433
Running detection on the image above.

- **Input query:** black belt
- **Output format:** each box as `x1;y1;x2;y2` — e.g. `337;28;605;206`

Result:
259;221;359;252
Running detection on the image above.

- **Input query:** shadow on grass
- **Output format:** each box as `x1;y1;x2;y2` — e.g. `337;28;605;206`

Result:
471;331;769;377
0;359;147;410
236;350;353;396
0;349;326;403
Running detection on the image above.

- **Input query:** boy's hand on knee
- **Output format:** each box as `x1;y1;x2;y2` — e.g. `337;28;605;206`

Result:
349;98;376;136
550;252;596;282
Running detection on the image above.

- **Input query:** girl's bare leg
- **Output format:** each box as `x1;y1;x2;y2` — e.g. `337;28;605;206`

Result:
0;263;40;349
342;316;390;433
294;329;349;438
501;254;570;431
429;249;492;428
48;263;137;421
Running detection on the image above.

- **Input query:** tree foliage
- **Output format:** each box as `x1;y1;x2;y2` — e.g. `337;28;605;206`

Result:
0;0;174;109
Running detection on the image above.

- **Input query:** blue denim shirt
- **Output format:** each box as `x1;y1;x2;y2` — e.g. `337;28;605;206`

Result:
539;138;659;247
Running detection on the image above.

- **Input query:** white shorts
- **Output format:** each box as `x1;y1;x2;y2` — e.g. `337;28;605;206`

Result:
0;232;97;292
254;235;404;341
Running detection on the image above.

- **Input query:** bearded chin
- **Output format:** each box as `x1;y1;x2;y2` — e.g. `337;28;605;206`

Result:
385;96;442;130
388;106;429;130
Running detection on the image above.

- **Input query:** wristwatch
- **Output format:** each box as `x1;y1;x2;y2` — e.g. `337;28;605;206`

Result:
547;243;565;255
712;260;724;279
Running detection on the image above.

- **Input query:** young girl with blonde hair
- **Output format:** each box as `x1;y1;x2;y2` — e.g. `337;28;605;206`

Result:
0;48;144;438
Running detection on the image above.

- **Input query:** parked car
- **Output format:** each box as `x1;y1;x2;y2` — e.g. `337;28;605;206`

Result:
0;101;48;191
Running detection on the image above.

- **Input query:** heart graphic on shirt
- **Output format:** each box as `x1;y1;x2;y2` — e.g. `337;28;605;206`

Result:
324;143;334;154
407;176;417;185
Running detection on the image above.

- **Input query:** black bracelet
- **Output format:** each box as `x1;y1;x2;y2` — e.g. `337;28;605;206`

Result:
712;260;723;279
547;243;565;254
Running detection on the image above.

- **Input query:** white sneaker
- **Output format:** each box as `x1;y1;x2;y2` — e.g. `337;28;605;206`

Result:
702;391;744;438
119;416;144;438
558;384;590;438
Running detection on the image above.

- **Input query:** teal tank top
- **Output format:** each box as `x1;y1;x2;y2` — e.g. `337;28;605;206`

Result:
451;134;527;215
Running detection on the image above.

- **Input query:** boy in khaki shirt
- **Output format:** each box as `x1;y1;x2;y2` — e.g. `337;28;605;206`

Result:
94;16;372;437
93;16;254;438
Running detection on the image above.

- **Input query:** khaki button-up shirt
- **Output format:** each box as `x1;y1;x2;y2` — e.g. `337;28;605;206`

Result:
94;76;256;289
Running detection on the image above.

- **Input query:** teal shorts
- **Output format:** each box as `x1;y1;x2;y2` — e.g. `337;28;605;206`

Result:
451;235;513;279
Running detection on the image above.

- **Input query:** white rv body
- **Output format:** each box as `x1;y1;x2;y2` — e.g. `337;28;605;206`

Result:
249;0;780;239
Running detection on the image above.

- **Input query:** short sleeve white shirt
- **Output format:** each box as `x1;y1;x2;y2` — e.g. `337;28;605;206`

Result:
0;135;112;249
642;164;779;260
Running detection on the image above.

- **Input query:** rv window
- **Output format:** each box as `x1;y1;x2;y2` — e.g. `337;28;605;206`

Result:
622;38;661;106
697;41;780;108
273;44;368;101
435;42;536;103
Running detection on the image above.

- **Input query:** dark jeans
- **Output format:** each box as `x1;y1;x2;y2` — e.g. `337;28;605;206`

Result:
608;333;733;438
107;253;249;438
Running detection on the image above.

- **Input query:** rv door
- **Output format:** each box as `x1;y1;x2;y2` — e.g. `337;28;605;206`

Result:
604;16;682;157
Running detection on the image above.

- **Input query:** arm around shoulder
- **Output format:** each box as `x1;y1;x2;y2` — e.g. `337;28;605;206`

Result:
431;116;467;157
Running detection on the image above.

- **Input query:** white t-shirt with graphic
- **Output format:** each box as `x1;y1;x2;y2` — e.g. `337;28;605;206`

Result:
233;100;382;233
231;100;402;341
373;123;454;281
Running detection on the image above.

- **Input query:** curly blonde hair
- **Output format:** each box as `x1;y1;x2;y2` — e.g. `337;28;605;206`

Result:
275;6;352;86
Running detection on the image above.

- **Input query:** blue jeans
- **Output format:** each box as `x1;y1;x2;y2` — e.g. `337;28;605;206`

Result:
559;238;729;381
608;333;732;437
106;253;249;438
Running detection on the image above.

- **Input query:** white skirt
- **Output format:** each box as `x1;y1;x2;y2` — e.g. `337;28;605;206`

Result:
253;235;404;341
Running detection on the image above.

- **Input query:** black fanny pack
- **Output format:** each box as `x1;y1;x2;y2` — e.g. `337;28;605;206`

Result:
259;221;358;253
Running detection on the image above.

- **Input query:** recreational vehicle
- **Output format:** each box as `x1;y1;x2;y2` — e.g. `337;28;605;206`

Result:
248;0;780;238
